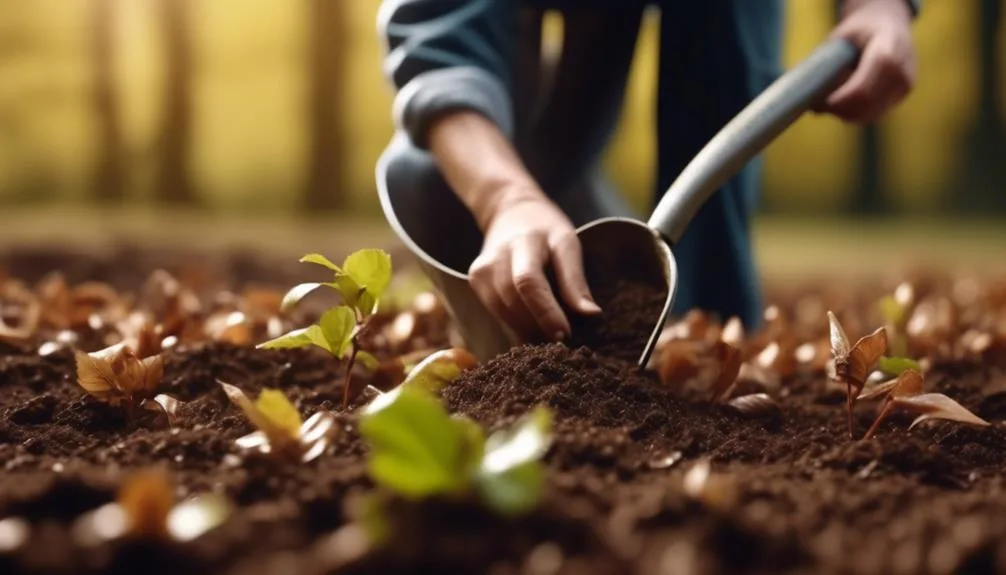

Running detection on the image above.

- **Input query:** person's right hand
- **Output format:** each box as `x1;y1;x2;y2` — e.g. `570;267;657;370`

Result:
468;190;602;343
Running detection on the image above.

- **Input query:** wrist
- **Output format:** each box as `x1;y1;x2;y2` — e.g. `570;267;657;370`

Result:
427;111;546;231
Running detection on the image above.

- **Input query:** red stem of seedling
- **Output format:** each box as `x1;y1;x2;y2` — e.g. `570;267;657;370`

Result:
862;401;895;440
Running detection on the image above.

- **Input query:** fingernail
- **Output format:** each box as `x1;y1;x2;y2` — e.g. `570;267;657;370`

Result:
580;298;602;314
553;331;566;342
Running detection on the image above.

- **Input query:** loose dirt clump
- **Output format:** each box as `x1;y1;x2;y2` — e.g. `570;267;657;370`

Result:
566;278;668;363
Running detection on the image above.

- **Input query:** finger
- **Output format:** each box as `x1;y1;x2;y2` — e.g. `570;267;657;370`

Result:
468;252;521;336
510;235;572;341
824;44;885;122
490;249;545;341
549;232;602;315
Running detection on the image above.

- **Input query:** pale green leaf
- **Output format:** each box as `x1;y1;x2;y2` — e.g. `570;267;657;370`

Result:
359;385;469;499
255;388;303;436
401;348;479;393
280;282;335;313
319;306;356;357
356;350;379;370
878;356;922;377
477;461;544;517
257;325;327;351
480;406;552;476
300;253;342;273
878;295;906;326
474;408;552;516
342;249;393;302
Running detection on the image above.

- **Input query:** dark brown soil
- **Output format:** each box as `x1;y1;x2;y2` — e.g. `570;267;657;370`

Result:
3;245;1006;575
566;278;667;364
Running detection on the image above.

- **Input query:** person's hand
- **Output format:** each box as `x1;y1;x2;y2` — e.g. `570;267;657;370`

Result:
468;189;602;343
820;0;917;124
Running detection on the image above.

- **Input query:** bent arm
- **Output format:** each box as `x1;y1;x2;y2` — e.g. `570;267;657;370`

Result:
378;0;546;230
378;0;518;149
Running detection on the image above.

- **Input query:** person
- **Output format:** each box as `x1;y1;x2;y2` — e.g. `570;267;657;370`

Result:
375;0;919;344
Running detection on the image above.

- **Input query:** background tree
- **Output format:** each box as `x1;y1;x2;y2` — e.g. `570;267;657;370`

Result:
89;0;125;203
155;0;198;206
303;0;348;212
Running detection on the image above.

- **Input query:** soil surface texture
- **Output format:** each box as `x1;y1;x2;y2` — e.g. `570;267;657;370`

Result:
2;245;1006;575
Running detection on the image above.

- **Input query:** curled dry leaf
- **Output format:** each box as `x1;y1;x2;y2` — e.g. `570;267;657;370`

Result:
656;339;703;388
682;459;738;513
727;393;781;419
399;347;479;393
0;280;41;343
708;341;743;402
828;311;888;437
74;343;178;423
72;468;231;546
218;381;337;463
862;369;990;439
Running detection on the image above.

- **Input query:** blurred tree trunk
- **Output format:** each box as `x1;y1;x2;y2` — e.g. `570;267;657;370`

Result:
303;0;347;212
155;0;198;206
952;0;1005;213
90;0;125;202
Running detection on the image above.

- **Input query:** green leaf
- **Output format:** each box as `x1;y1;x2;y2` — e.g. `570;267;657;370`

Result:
319;306;356;357
343;249;393;302
878;295;906;326
300;253;342;273
359;385;471;499
477;460;544;517
878;356;922;376
356;350;380;370
254;388;303;435
280;282;336;313
475;406;552;516
400;348;479;394
257;325;328;351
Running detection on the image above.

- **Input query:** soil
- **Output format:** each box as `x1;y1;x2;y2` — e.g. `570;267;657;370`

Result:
3;244;1006;575
566;278;668;364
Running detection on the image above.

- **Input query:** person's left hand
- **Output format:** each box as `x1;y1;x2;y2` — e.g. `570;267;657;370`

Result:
819;0;917;124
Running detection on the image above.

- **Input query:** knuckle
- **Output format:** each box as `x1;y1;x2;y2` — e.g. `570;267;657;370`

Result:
513;271;543;295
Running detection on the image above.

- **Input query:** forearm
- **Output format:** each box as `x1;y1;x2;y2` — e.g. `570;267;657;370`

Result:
428;111;544;231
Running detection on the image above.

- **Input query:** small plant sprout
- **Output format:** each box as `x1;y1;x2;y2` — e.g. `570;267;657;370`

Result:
828;311;888;438
858;368;990;439
71;468;231;547
258;249;393;409
217;381;337;463
878;282;915;357
358;381;553;518
74;342;179;425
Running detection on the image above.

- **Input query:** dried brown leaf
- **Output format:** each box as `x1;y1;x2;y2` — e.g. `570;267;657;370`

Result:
727;393;781;418
828;311;888;389
657;340;702;387
709;341;742;401
117;468;174;539
897;393;991;431
75;344;164;408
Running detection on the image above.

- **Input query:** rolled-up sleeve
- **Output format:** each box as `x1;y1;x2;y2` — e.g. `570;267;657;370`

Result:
377;0;517;149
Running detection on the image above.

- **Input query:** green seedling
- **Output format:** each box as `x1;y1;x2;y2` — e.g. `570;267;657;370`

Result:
218;381;337;463
828;311;888;438
257;249;392;409
359;384;552;521
74;341;179;425
858;368;990;439
877;356;922;377
877;282;915;357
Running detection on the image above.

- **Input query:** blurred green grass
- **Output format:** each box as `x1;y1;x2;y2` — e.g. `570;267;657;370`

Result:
2;205;1005;282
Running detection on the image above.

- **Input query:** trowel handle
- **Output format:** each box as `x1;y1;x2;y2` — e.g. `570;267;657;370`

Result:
647;37;860;244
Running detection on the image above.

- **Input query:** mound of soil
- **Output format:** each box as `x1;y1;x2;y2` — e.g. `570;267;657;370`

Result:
2;244;1006;575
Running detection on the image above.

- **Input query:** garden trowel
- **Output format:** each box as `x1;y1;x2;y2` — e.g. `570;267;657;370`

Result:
578;37;861;368
377;37;860;366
